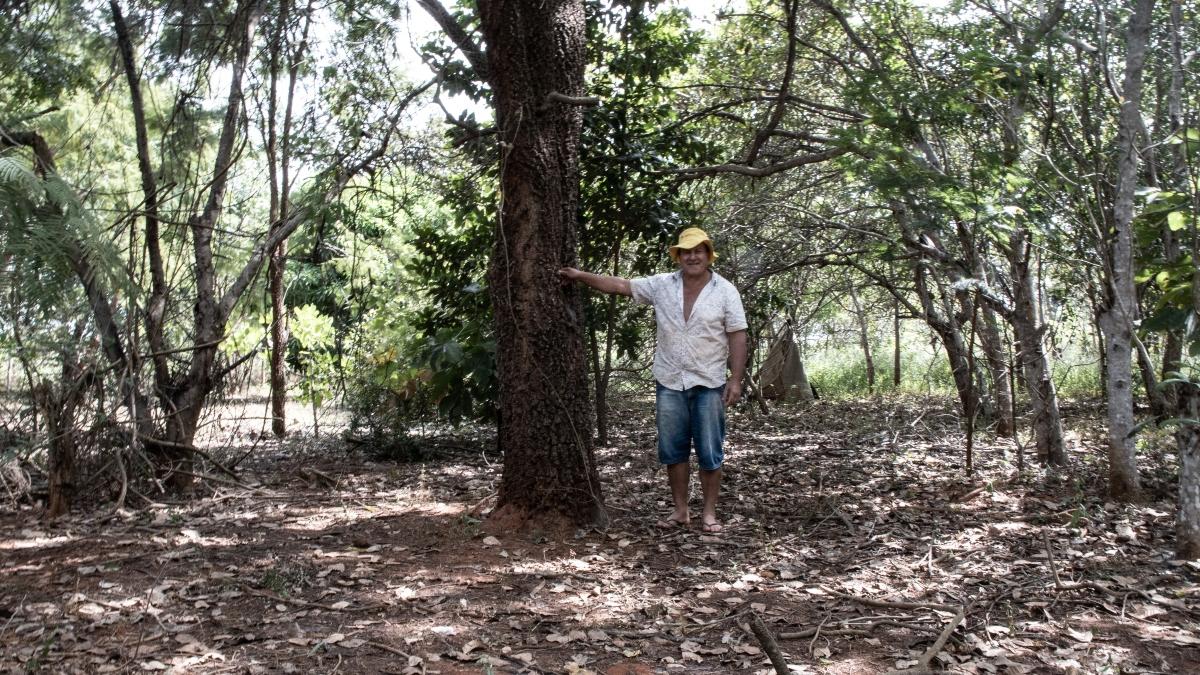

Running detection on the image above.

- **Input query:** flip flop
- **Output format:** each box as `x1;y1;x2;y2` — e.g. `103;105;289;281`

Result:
701;520;723;533
657;516;688;529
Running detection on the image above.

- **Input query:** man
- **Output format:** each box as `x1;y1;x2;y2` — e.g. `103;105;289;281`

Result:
559;227;747;533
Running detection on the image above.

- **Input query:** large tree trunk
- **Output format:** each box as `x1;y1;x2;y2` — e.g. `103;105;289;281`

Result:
1099;0;1154;500
1170;0;1200;559
479;0;606;527
1008;229;1066;464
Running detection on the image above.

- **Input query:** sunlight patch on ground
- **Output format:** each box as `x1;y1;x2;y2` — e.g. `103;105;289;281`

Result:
169;529;242;548
0;531;76;550
400;501;466;517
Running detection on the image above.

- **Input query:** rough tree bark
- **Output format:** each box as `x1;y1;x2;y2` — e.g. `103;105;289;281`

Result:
1099;0;1154;500
477;0;606;527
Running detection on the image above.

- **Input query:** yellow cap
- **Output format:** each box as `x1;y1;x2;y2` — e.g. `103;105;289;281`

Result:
668;227;717;262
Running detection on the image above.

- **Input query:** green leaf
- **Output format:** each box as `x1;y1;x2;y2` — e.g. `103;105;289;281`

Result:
291;304;335;350
1167;210;1190;231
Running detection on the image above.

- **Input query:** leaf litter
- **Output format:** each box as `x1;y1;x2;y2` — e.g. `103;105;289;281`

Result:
1;395;1198;673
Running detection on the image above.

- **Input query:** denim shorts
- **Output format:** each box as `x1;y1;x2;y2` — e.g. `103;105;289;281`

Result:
655;381;726;471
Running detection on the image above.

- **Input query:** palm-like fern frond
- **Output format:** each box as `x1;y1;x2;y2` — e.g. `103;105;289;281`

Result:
0;152;126;313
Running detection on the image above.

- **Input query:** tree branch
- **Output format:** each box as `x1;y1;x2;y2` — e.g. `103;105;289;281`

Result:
811;0;882;72
0;128;56;175
415;0;489;81
744;0;799;165
660;146;849;180
545;91;600;107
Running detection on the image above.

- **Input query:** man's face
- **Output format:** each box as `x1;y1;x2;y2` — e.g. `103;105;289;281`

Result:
677;243;712;275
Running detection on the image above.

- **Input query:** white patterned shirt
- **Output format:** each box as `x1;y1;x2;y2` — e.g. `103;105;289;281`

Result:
630;270;747;391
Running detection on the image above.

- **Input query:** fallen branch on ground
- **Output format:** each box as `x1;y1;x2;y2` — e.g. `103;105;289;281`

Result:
749;611;790;674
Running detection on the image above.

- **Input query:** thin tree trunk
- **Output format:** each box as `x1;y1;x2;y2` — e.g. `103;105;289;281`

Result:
893;207;977;420
1172;0;1200;560
160;4;261;487
110;0;170;401
976;304;1014;437
5;128;155;446
1175;383;1200;558
1008;229;1066;465
267;0;313;437
1100;0;1154;500
849;286;875;394
593;248;623;447
40;374;82;518
265;0;290;438
893;297;901;388
954;218;1014;437
1161;0;1186;403
988;1;1067;465
1134;333;1167;418
589;321;608;446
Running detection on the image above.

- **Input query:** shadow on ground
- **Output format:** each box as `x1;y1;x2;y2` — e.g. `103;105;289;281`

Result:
2;396;1198;673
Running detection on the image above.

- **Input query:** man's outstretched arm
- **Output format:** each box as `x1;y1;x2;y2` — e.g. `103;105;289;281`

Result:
558;267;633;297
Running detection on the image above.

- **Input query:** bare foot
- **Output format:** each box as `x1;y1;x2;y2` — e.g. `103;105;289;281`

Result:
701;518;723;533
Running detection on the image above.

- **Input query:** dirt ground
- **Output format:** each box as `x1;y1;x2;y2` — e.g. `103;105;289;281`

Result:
2;396;1199;674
